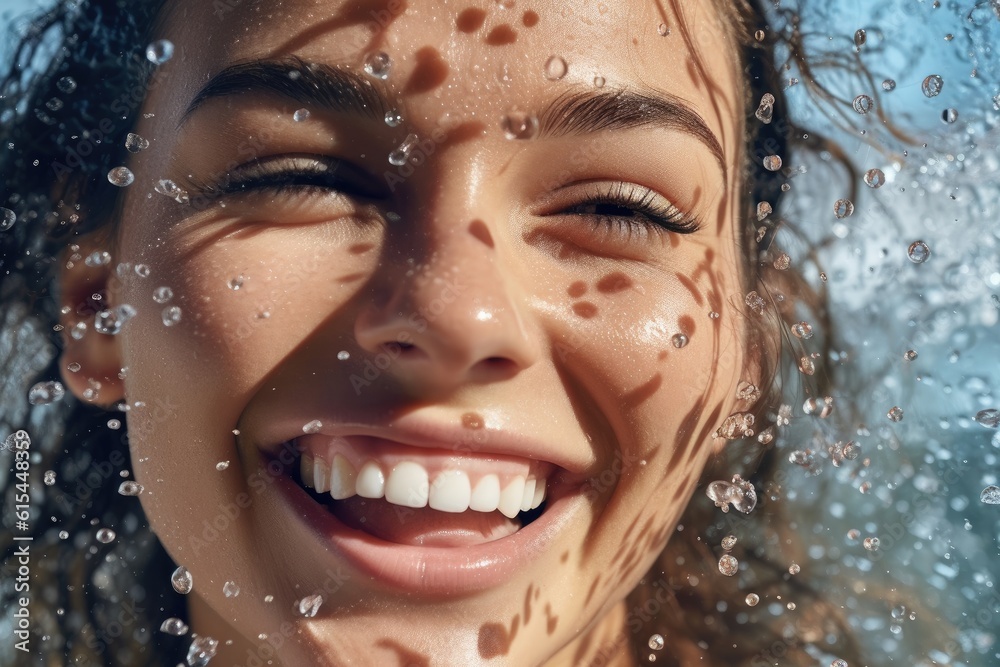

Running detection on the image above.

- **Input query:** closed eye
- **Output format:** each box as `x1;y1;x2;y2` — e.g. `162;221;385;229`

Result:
560;182;702;237
193;155;387;200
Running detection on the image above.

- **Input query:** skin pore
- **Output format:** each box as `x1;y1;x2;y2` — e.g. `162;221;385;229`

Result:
59;0;750;665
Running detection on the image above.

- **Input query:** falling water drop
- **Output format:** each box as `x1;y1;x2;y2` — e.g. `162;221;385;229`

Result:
745;593;760;606
43;470;56;485
0;207;15;231
974;409;1000;427
107;167;135;187
941;108;958;124
56;76;77;93
162;305;182;327
145;39;174;64
887;406;904;422
921;74;944;97
980;485;1000;504
718;554;739;576
388;133;419;166
833;198;854;219
881;79;896;92
854;29;867;47
153;286;173;303
907;241;930;264
648;634;665;651
28;381;65;405
852;94;874;115
96;528;116;543
762;155;782;171
125;133;150;153
160;618;189;636
171;566;193;594
118;481;144;496
297;594;324;617
864;168;885;188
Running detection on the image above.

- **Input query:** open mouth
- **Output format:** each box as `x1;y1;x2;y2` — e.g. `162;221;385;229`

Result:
292;435;552;548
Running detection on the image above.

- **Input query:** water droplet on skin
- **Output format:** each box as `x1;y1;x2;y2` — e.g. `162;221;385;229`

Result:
56;76;77;93
762;155;782;171
293;108;310;122
980;485;1000;504
171;566;193;594
223;581;240;598
788;563;800;575
543;55;568;80
852;94;873;115
135;264;151;278
501;110;539;140
718;554;739;576
887;406;904;422
154;179;189;204
162;305;182;327
864;168;885;188
145;39;174;65
756;201;772;220
153;286;173;303
657;23;670;36
228;275;245;291
215;461;230;471
593;75;605;88
670;333;689;348
303;419;323;434
297;594;324;617
941;108;958;124
648;634;664;651
160;617;189;636
107;166;134;187
363;51;392;80
96;528;116;543
43;470;56;485
721;535;737;551
118;480;143;496
863;537;880;551
186;636;219;667
388;133;419;166
907;241;930;264
29;381;65;405
125;133;150;153
773;253;790;270
0;207;15;231
745;593;760;606
264;595;274;603
384;109;403;127
790;321;813;339
975;409;1000;427
854;29;867;47
85;251;112;267
337;350;350;361
921;74;944;98
833;198;854;219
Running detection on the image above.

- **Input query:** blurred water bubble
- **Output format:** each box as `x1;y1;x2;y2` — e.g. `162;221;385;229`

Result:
833;198;855;218
790;321;814;339
28;381;65;405
388;133;418;166
95;528;116;544
293;108;310;122
543;55;568;80
907;241;931;264
118;481;143;496
162;306;182;327
831;659;848;667
363;51;392;80
186;636;218;667
46;97;63;111
756;201;772;220
975;409;1000;427
755;93;774;124
107;167;134;187
303;419;323;434
337;350;350;361
721;535;737;551
887;406;904;422
854;29;867;47
43;470;56;485
745;593;760;606
384;109;403;127
160;617;189;636
125;133;149;153
903;349;918;361
852;94;874;115
773;253;790;270
70;321;87;340
0;207;15;231
863;536;880;551
171;566;193;594
145;39;174;65
980;485;1000;504
58;530;69;540
56;76;77;93
864;168;886;188
718;554;739;576
707;475;757;514
881;79;896;92
153;286;173;303
922;74;944;98
763;155;782;171
215;461;230;471
85;251;112;267
788;563;801;575
501;110;539;140
297;594;324;617
223;581;240;598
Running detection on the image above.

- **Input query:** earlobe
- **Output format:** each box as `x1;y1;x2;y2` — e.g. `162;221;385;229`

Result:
58;238;126;407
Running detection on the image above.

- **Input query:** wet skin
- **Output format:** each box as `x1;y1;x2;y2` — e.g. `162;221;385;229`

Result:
60;0;751;664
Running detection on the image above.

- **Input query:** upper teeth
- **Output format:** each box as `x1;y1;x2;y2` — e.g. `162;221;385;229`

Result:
301;454;547;519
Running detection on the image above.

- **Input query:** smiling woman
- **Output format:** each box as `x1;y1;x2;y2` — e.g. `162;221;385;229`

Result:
0;0;889;666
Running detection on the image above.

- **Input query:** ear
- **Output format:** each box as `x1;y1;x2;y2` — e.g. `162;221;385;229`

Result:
58;235;126;407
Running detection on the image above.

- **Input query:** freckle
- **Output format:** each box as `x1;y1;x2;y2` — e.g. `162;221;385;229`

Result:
560;550;569;563
468;219;494;248
567;281;587;297
485;24;517;45
348;242;374;254
658;350;668;360
596;271;631;294
632;37;639;45
404;46;449;94
522;9;539;26
456;7;486;32
572;301;598;318
678;315;696;336
462;412;484;429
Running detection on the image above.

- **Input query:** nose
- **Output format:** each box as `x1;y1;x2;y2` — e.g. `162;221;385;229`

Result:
354;219;539;390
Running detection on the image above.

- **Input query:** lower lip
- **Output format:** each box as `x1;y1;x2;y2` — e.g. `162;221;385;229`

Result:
269;461;581;596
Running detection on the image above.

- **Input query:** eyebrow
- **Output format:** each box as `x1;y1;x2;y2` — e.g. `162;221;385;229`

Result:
182;58;725;173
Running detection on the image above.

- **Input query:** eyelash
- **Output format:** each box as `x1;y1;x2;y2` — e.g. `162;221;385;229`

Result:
561;183;702;238
197;158;701;239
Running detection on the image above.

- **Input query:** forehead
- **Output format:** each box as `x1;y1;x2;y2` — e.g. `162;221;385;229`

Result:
155;0;741;155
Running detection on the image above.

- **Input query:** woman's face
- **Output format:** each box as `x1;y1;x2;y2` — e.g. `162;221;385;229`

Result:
64;0;749;663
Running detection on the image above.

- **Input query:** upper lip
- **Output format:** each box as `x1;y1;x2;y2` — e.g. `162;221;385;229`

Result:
251;413;594;476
